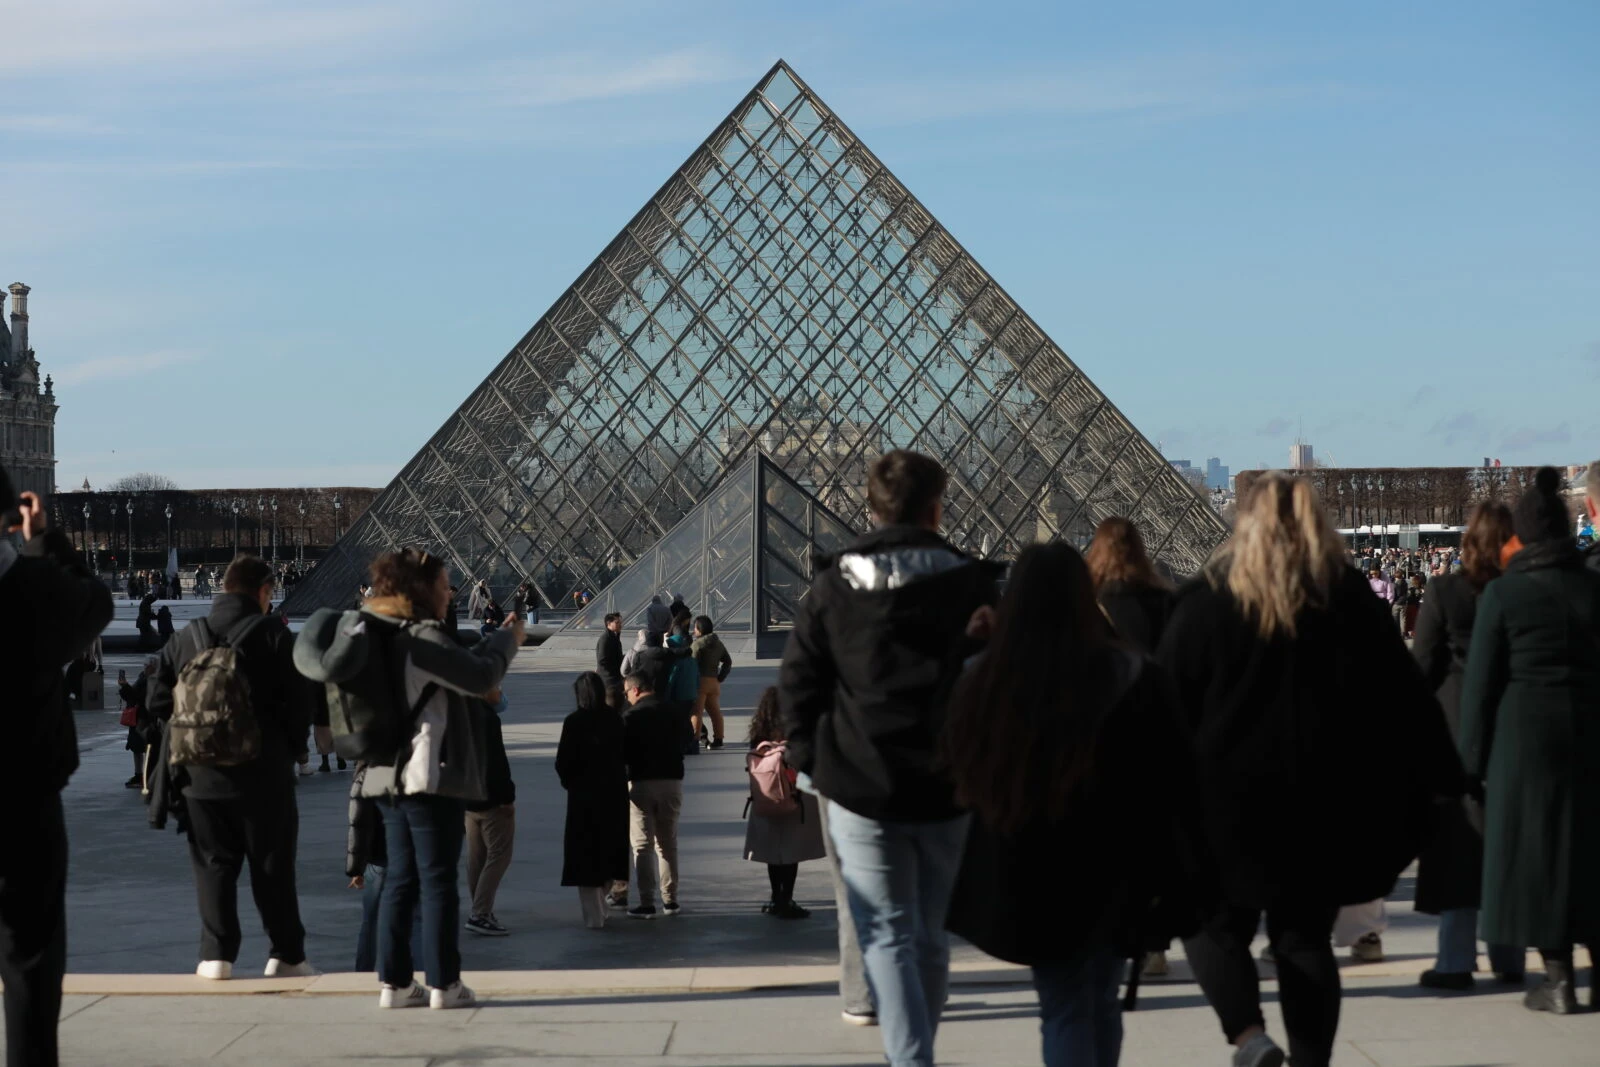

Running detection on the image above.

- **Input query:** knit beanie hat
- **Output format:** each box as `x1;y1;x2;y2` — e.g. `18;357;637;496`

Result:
0;464;16;514
1513;467;1570;545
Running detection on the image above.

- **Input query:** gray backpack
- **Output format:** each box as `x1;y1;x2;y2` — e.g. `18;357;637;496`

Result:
294;609;432;764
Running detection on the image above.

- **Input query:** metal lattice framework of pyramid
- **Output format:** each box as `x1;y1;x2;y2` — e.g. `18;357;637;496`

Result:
541;452;857;655
284;60;1226;617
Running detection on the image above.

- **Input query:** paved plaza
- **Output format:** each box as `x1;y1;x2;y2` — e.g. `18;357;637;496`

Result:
56;651;1600;1065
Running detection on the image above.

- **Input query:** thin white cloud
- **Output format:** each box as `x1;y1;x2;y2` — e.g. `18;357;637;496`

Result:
54;350;202;386
0;0;435;75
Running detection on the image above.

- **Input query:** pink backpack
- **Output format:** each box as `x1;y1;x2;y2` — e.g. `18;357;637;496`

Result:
746;741;800;818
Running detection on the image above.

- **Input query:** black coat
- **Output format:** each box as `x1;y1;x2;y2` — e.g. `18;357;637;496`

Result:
1410;571;1490;913
1097;580;1175;655
622;695;684;782
946;652;1210;965
556;705;630;886
1459;541;1600;947
596;629;623;688
120;672;156;754
465;701;516;811
778;525;1002;822
0;527;113;799
1156;566;1460;908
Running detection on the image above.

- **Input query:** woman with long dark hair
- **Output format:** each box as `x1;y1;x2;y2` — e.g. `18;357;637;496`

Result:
556;672;631;929
743;686;826;918
1460;468;1600;1014
1411;502;1522;990
944;542;1201;1067
1085;516;1175;654
1159;474;1459;1067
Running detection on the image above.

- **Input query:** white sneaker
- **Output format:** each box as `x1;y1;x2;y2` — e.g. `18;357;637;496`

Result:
195;960;232;980
378;981;427;1009
297;761;314;777
1142;950;1169;977
429;981;477;1010
263;958;318;978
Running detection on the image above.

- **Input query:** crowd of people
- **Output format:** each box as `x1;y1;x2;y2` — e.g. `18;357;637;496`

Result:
5;452;1599;1067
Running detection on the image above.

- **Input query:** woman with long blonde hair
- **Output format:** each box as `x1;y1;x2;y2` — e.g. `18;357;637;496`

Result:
1157;472;1459;1067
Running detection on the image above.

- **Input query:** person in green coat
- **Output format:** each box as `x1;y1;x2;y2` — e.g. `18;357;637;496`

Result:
1459;466;1600;1015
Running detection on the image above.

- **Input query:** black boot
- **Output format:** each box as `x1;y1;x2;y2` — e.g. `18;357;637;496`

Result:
318;754;331;773
1524;960;1579;1014
336;757;347;770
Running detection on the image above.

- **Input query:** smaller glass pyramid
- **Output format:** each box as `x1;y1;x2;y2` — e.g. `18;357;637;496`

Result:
542;452;857;654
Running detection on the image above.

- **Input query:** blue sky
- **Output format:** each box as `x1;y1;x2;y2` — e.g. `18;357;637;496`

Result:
4;0;1596;489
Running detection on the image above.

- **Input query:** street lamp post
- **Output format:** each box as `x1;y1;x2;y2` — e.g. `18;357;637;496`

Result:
1364;476;1375;552
333;494;343;540
109;502;119;585
297;501;306;563
126;499;135;572
256;497;265;555
1377;477;1386;551
165;503;173;558
82;504;92;572
270;497;278;564
231;499;242;556
1337;481;1345;530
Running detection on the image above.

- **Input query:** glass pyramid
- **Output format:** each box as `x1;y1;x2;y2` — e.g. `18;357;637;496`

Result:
540;452;856;654
284;60;1225;617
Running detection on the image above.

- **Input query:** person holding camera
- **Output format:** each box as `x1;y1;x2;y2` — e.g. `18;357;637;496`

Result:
0;467;114;1067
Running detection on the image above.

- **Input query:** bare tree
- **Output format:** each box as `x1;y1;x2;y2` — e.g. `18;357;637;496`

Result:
102;473;181;492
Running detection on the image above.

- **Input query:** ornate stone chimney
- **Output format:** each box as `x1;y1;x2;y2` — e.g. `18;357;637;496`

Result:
9;282;30;363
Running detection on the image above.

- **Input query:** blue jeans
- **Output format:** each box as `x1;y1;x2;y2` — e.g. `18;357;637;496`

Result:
357;865;423;973
378;795;465;990
1032;950;1123;1067
1436;908;1524;975
827;802;970;1067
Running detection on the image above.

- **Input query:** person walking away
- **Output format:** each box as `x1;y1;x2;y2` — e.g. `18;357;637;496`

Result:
690;615;732;749
1084;515;1180;976
944;542;1204;1067
644;595;672;648
621;668;686;919
464;689;516;937
1403;574;1426;638
1459;467;1600;1014
336;549;522;1010
1158;473;1460;1067
118;659;159;789
744;687;826;918
156;605;175;643
1086;516;1176;654
596;612;624;708
1410;502;1524;990
0;471;114;1067
556;673;630;929
665;617;700;755
442;587;460;637
146;554;317;981
779;449;1002;1067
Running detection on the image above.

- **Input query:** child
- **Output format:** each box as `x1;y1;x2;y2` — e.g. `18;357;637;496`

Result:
743;687;825;918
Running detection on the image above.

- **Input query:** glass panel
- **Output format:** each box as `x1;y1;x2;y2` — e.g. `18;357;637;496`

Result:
287;62;1226;622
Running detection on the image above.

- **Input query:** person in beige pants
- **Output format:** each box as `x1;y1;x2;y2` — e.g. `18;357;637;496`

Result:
690;616;733;749
464;690;516;937
620;670;687;918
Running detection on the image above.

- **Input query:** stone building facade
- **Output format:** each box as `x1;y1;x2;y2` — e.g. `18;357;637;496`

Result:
0;282;58;496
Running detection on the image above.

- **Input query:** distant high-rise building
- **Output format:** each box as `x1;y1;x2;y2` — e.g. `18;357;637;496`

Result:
1205;457;1230;490
1290;442;1314;471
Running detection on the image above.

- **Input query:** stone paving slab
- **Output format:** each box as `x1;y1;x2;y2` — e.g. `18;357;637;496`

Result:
50;978;1600;1067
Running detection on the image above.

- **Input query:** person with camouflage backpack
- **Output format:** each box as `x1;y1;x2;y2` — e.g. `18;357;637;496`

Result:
146;554;315;981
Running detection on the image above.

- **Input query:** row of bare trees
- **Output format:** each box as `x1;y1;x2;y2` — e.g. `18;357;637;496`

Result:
1236;466;1549;528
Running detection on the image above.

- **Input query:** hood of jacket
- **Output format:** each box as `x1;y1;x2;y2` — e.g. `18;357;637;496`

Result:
209;592;265;632
1508;538;1583;574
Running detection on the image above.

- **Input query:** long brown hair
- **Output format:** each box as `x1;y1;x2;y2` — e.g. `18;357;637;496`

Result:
1460;502;1514;589
943;542;1118;835
1084;516;1169;589
748;686;784;745
1208;472;1345;638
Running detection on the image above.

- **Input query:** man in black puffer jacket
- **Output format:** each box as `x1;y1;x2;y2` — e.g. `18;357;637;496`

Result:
0;470;113;1067
779;450;1000;1067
